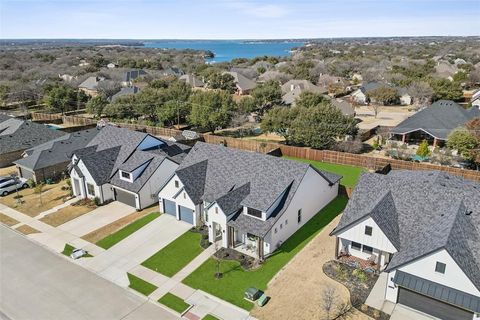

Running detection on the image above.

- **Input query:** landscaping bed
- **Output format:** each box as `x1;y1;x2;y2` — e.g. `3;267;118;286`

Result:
127;273;157;296
96;212;160;249
142;228;206;277
183;196;348;310
158;293;190;314
15;224;40;235
213;248;257;270
0;213;19;226
323;260;390;320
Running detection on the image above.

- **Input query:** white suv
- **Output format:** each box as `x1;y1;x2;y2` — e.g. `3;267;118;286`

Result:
0;177;29;196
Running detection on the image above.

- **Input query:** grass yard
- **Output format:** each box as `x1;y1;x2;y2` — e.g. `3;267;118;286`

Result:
1;180;71;217
96;212;161;249
40;202;94;227
142;230;204;277
127;273;157;296
15;224;40;235
183;196;348;310
0;213;19;226
158;293;190;314
284;156;366;187
82;206;156;243
202;315;220;320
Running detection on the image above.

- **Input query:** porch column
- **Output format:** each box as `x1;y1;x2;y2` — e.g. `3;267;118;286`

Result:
433;138;438;148
335;237;340;259
401;134;406;143
257;237;264;260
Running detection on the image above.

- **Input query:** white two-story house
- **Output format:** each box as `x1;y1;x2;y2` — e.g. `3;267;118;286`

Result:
70;125;190;210
331;170;480;320
158;142;341;260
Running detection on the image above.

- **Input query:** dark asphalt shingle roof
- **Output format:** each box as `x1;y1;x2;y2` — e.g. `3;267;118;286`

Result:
111;86;140;102
14;128;100;170
0;119;66;154
332;170;480;290
391;100;480;140
123;70;147;82
175;142;341;237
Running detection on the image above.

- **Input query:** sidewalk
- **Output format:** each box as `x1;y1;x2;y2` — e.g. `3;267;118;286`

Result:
129;243;253;320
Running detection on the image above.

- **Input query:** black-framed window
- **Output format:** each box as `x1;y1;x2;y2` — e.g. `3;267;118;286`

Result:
351;241;362;250
365;226;373;236
362;245;373;254
297;209;302;223
86;183;95;196
247;207;262;218
174;180;179;188
435;262;446;274
121;171;131;179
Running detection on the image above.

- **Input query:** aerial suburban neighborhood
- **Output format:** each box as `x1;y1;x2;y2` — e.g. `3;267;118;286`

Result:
1;1;480;320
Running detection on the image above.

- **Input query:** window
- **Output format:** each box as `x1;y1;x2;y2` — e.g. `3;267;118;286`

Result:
351;242;362;250
174;180;179;188
183;192;186;199
297;209;302;224
247;207;262;218
285;219;288;225
362;245;373;254
86;183;95;196
435;262;446;274
205;212;208;222
274;228;277;234
280;223;283;229
365;226;373;236
215;207;218;214
121;171;131;179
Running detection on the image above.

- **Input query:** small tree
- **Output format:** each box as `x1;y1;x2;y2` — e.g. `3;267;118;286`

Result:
416;140;431;157
86;94;109;118
366;86;399;105
34;183;45;205
447;128;479;160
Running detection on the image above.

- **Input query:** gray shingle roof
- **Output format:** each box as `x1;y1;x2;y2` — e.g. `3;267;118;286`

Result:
79;76;103;90
14;128;99;170
0;119;66;155
390;100;480;140
80;146;121;185
179;74;204;88
111;86;140;102
175;142;341;237
224;72;257;91
332;170;480;290
123;70;147;82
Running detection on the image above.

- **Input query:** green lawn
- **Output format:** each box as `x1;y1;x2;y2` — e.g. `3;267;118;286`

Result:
127;273;157;296
61;244;92;258
96;212;161;249
183;196;348;310
142;230;204;277
158;293;190;314
202;315;220;320
284;156;366;187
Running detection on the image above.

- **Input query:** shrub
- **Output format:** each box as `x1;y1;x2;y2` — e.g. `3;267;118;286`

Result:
34;183;44;194
352;269;368;282
416;140;431;157
93;197;101;206
27;178;36;188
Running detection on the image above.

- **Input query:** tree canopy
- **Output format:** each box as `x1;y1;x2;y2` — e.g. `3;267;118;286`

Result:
251;79;282;112
188;90;236;133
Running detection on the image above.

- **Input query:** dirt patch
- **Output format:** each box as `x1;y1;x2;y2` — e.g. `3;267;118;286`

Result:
251;215;370;320
81;205;156;243
1;180;71;217
40;201;95;227
0;165;17;177
0;213;19;226
15;224;41;235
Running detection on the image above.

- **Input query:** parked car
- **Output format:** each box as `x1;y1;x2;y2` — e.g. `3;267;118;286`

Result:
0;178;28;196
70;248;88;259
0;176;14;187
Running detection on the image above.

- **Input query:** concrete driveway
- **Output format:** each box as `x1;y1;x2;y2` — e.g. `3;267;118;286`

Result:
82;214;192;286
0;225;179;320
58;201;135;237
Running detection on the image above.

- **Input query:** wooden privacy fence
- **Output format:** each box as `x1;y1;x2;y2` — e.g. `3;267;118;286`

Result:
30;112;480;182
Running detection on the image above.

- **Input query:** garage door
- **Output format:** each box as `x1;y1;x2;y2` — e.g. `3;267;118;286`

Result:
398;288;473;320
114;189;136;208
178;206;194;224
163;199;177;217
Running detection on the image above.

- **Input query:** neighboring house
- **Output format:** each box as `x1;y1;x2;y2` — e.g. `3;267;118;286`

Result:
122;70;147;87
351;82;384;104
179;74;205;88
78;76;105;97
223;71;257;95
281;80;328;106
390;100;480;147
161;67;184;77
331;170;480;320
107;63;118;69
397;87;412;106
257;70;291;84
471;89;480;108
435;61;458;81
58;74;77;82
454;58;467;66
158;142;341;260
328;98;356;116
69;125;190;210
0;116;66;168
110;86;140;102
14;128;100;183
317;74;350;92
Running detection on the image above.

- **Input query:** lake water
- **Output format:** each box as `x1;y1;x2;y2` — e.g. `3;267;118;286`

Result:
143;40;304;62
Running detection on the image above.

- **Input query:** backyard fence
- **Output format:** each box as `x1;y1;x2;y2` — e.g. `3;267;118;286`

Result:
30;112;480;182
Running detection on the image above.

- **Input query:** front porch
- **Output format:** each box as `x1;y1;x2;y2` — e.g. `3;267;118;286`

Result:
227;226;265;260
338;253;380;272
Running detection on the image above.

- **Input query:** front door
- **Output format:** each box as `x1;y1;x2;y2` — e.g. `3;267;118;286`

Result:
73;178;81;196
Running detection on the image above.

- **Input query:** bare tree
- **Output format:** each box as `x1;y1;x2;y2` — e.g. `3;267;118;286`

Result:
407;81;434;106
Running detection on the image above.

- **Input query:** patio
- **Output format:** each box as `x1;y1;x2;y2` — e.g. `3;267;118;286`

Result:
339;254;379;272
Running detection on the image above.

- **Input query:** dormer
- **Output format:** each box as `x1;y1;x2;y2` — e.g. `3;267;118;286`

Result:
119;159;151;183
119;169;133;182
243;206;266;221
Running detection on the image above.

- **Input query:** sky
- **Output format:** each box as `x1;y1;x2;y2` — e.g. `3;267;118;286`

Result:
0;0;479;39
